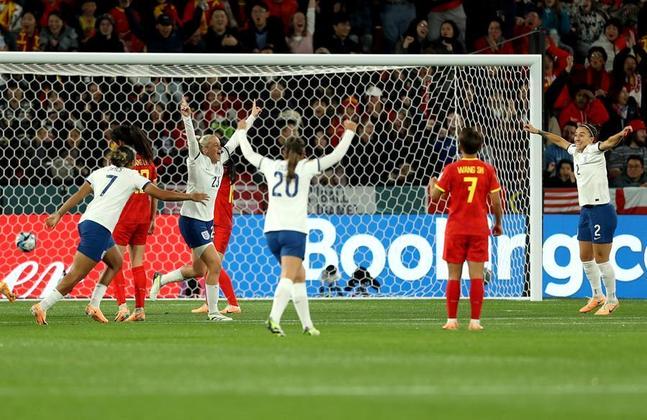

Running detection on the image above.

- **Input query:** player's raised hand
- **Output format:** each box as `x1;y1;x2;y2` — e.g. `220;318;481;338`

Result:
492;223;503;237
46;213;61;229
251;99;262;117
180;97;192;118
190;192;209;203
237;119;247;130
343;120;358;132
523;123;540;135
621;126;633;137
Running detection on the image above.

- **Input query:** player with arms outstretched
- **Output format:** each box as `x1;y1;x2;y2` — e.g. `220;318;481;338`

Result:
109;125;158;322
430;127;503;331
238;105;357;336
31;147;207;325
525;122;632;315
149;99;258;321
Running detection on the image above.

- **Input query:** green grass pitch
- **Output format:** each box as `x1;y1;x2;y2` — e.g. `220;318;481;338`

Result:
2;299;647;420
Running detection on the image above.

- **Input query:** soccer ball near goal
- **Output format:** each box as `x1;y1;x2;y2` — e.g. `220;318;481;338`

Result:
16;232;36;253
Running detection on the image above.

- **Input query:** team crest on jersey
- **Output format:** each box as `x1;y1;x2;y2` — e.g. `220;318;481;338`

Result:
201;231;210;240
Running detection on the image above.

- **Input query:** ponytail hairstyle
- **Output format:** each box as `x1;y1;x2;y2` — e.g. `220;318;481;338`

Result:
108;145;136;168
109;124;155;162
284;137;305;182
218;131;237;183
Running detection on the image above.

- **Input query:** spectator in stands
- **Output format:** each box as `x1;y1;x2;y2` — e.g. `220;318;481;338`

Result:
473;18;514;54
204;6;241;53
9;11;40;51
540;0;571;39
40;11;79;52
0;0;23;33
604;86;641;137
513;8;542;55
127;9;202;53
152;0;181;27
239;1;288;53
613;46;646;111
558;85;609;128
323;13;360;54
574;47;612;98
76;0;97;46
544;121;576;176
428;19;464;54
612;155;647;187
571;0;607;62
82;14;125;52
310;127;333;158
545;159;577;188
286;0;315;54
608;119;647;179
110;0;144;52
394;17;431;54
427;0;466;46
303;96;331;141
0;29;7;50
266;0;298;33
380;0;416;53
591;18;625;72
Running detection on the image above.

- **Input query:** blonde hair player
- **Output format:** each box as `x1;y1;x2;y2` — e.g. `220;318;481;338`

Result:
238;100;357;336
31;146;208;325
524;122;633;315
148;98;259;321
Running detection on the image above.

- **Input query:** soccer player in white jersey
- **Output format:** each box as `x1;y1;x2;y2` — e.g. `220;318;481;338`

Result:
238;103;357;336
149;98;259;321
31;146;208;325
525;122;633;315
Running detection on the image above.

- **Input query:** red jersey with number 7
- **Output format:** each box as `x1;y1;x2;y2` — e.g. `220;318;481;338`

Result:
435;158;501;236
117;154;157;225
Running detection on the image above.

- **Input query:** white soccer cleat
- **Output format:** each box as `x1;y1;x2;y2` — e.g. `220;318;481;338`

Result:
149;272;162;300
208;313;233;322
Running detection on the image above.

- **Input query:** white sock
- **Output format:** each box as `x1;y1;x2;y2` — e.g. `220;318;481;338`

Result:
119;303;128;311
206;284;219;315
90;284;107;308
597;262;617;303
161;269;184;286
40;289;64;311
292;282;314;329
446;318;457;323
269;278;293;324
582;260;603;297
470;319;480;325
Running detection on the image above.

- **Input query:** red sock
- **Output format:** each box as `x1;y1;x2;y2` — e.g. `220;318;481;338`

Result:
218;269;238;307
132;266;147;309
470;278;484;320
112;269;126;306
446;279;460;318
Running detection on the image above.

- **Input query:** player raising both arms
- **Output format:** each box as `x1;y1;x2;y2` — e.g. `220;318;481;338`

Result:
430;127;503;331
109;125;158;322
149;98;258;321
238;104;357;336
525;122;632;315
31;147;207;325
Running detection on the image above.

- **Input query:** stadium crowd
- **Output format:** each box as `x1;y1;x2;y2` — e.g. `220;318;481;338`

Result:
0;0;645;193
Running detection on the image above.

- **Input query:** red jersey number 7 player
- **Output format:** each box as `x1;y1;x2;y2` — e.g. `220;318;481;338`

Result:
429;127;503;331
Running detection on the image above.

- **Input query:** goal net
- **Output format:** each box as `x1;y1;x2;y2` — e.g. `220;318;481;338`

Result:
0;54;542;301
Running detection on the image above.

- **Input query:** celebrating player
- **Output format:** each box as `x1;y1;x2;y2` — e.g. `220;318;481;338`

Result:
108;125;158;322
525;122;632;315
429;127;503;331
190;162;242;315
31;146;207;325
149;98;258;321
238;105;357;336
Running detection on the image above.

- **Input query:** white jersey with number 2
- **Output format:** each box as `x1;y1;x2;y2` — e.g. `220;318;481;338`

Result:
80;165;151;232
567;143;610;206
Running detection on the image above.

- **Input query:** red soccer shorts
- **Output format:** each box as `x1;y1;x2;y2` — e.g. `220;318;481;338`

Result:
213;224;233;254
443;234;489;264
113;221;149;246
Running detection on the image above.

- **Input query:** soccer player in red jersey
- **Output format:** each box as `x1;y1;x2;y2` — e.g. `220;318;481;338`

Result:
109;125;158;322
429;127;503;331
190;163;241;315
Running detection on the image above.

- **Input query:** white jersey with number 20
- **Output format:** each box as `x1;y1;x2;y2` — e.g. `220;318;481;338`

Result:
568;143;610;206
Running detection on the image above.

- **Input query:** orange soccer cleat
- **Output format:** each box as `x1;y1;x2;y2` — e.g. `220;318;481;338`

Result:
468;320;484;331
114;306;130;322
594;301;619;316
220;305;241;315
124;309;145;322
442;320;459;330
579;296;606;313
0;281;16;303
30;303;47;325
191;303;208;314
85;304;109;324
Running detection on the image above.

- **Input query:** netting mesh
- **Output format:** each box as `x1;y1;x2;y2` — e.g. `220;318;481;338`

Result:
0;62;531;299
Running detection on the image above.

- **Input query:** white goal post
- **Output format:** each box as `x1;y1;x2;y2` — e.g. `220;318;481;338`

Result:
0;52;543;301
